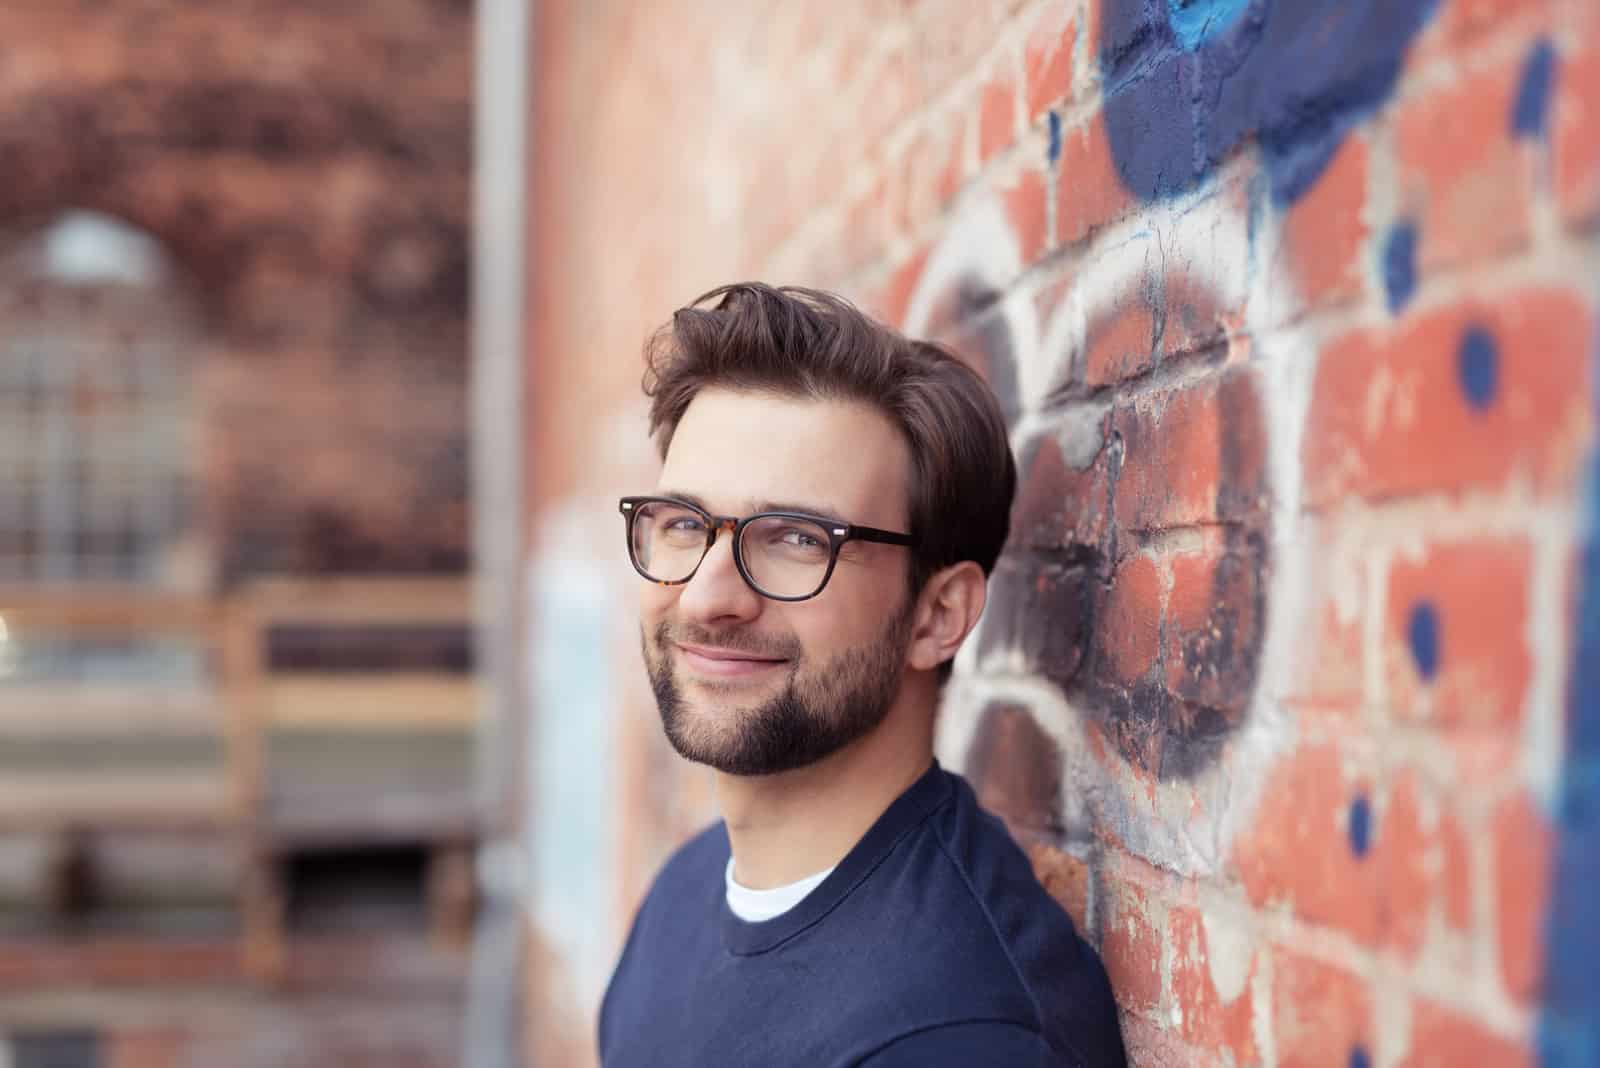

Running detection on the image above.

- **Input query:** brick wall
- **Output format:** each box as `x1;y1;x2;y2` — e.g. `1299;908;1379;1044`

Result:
523;1;1600;1064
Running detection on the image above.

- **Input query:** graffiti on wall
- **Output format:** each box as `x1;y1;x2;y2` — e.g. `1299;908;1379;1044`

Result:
1098;0;1438;204
901;2;1596;1050
905;190;1313;874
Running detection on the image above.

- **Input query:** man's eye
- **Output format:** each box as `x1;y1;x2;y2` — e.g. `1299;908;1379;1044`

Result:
778;528;824;549
664;517;705;533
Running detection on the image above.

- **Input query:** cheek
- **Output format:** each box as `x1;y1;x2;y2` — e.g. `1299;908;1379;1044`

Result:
639;584;676;625
790;590;881;657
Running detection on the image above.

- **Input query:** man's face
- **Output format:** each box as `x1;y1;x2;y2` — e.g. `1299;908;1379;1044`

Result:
638;387;919;776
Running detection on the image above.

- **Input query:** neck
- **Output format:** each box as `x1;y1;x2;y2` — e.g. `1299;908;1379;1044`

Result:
718;671;939;890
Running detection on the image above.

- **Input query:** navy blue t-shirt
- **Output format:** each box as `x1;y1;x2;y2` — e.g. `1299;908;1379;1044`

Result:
598;762;1126;1067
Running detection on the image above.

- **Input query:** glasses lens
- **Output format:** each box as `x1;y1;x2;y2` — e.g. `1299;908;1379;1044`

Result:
739;515;833;598
630;501;708;582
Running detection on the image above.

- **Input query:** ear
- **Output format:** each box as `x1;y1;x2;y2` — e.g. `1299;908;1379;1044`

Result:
905;561;988;673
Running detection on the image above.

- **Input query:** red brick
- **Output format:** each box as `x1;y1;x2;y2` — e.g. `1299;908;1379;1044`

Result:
1008;419;1112;550
978;63;1017;164
1098;875;1164;1013
1003;161;1050;267
1168;906;1259;1062
1057;111;1135;245
1274;951;1373;1068
1024;7;1075;123
1377;770;1474;959
1119;1015;1216;1067
1422;0;1554;54
1303;289;1593;508
1085;285;1157;386
899;112;968;239
868;245;929;330
1396;57;1534;271
1163;527;1267;721
1234;739;1381;944
1283;523;1365;714
1556;39;1600;227
0;940;240;987
1103;551;1162;684
1492;790;1553;1002
1283;131;1370;310
109;1031;188;1068
1384;538;1533;736
1113;368;1267;532
841;174;895;276
1397;999;1534;1068
1027;841;1090;934
965;702;1063;837
1157;244;1238;363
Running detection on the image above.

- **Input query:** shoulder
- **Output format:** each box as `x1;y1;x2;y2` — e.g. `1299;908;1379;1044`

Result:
634;819;728;916
600;820;727;1040
911;771;1125;1068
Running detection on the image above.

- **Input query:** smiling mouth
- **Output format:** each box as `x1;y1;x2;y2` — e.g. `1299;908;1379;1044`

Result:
674;643;789;678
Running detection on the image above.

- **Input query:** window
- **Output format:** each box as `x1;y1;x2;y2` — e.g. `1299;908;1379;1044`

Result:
0;211;199;587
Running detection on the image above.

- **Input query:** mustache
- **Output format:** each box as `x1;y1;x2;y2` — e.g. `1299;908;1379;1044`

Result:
651;621;801;660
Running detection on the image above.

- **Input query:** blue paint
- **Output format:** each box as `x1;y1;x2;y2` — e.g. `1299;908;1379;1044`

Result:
1458;327;1500;411
1409;601;1440;681
1513;38;1558;139
1048;111;1062;165
1538;317;1600;1066
1098;0;1441;204
1167;0;1251;51
1348;795;1372;857
1349;1048;1371;1068
1383;222;1418;314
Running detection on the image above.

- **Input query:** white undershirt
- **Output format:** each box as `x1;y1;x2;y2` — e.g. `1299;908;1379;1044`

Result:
724;857;836;923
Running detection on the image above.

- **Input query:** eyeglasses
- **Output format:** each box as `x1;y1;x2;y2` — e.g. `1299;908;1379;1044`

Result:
618;495;918;602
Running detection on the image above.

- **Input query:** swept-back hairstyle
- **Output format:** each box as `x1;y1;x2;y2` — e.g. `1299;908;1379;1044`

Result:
643;282;1017;596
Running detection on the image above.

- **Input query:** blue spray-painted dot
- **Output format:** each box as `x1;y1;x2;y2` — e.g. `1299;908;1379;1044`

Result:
1350;1047;1372;1068
1047;111;1062;165
1512;38;1558;138
1383;221;1418;314
1348;795;1372;858
1409;600;1441;680
1458;326;1500;411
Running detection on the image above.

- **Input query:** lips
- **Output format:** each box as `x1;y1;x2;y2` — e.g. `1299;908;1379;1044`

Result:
675;642;789;678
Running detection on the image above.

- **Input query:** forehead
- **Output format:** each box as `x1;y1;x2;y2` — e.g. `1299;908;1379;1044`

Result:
658;387;912;528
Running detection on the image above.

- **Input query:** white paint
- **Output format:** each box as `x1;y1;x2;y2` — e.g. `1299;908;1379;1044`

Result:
1200;910;1253;1004
1522;520;1576;812
919;186;1317;876
524;501;623;1013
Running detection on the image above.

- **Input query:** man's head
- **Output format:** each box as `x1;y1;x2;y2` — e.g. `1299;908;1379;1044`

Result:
627;283;1016;776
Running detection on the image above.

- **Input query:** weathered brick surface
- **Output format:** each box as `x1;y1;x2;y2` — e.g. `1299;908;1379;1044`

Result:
523;1;1598;1064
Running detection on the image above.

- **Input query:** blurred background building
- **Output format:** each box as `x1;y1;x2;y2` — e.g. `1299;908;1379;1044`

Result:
0;2;498;1065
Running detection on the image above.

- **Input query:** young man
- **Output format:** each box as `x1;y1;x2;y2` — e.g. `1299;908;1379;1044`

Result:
600;284;1126;1067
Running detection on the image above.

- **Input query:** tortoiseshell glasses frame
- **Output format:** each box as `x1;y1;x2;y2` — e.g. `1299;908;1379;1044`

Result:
618;495;918;602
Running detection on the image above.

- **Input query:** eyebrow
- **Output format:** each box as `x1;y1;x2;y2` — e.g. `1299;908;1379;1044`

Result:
655;490;848;524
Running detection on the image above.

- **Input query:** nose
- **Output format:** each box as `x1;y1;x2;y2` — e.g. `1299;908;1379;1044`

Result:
675;522;763;625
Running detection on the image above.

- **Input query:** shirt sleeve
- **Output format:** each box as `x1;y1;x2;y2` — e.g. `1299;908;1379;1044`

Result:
855;1021;1069;1067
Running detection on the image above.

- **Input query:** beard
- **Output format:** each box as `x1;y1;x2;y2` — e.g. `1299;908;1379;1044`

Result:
642;605;914;777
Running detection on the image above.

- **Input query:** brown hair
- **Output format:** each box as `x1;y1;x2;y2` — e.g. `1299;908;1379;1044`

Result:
643;282;1017;596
